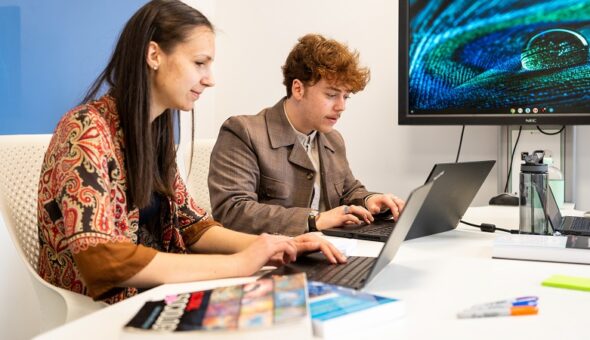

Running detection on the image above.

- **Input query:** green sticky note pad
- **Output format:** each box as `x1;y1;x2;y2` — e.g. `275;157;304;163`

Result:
542;275;590;292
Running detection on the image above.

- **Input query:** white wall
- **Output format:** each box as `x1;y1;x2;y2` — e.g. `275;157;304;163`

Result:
576;128;590;210
209;0;500;206
205;0;590;210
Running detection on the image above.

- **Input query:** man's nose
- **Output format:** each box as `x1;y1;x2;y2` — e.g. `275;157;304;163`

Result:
335;95;346;112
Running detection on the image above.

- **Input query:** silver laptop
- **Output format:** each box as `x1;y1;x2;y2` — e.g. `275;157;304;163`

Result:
264;180;435;290
543;185;590;236
321;160;495;242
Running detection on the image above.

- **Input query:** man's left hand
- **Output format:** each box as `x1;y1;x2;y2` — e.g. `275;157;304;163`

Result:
366;193;405;220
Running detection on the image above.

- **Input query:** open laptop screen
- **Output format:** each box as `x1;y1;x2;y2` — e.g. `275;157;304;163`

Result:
366;180;434;283
544;185;563;231
405;160;495;240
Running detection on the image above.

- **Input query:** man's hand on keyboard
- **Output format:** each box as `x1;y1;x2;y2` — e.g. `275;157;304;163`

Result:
316;205;373;230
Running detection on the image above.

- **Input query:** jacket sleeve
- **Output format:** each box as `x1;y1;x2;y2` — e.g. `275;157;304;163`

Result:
330;130;377;207
208;117;310;236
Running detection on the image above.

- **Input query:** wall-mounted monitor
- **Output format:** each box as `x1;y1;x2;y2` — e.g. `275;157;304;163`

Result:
399;0;590;125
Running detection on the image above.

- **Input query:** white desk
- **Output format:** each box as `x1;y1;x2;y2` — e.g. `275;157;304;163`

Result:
36;206;590;340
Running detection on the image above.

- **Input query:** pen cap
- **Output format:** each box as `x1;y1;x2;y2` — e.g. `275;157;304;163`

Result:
511;306;539;316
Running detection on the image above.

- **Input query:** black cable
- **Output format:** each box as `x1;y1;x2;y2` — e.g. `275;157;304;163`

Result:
504;126;522;193
460;220;519;234
455;125;465;163
536;125;565;135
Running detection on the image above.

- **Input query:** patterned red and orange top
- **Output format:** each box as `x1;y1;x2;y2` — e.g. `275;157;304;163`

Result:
37;95;217;304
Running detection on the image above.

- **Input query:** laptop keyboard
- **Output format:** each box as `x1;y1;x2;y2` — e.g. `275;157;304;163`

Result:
357;224;394;236
570;218;590;232
302;256;376;288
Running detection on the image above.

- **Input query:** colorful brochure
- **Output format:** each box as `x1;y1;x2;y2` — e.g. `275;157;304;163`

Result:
125;273;308;332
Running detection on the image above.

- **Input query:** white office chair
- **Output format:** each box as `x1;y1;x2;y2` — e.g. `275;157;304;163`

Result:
0;134;106;333
185;138;216;214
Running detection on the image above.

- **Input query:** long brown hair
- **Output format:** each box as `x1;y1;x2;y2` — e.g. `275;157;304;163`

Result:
83;0;213;208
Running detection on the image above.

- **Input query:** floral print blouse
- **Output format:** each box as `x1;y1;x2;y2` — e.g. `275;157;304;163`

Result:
37;95;217;304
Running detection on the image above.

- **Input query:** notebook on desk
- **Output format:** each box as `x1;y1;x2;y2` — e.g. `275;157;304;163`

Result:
265;180;435;290
544;185;590;236
321;160;495;242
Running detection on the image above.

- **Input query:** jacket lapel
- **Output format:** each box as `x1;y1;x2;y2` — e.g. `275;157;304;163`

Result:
289;142;315;171
318;134;336;209
266;98;315;171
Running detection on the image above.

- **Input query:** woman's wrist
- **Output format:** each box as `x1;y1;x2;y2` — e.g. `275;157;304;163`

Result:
229;252;251;277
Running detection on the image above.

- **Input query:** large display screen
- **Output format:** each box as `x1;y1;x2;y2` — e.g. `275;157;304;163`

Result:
399;0;590;125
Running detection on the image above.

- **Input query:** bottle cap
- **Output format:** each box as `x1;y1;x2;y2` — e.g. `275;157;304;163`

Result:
521;163;548;173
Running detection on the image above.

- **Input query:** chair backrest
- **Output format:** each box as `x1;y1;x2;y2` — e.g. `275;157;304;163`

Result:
0;135;216;267
0;134;51;271
0;134;106;333
185;138;216;214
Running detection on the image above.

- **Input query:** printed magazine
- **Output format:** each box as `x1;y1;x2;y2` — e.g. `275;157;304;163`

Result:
125;273;308;332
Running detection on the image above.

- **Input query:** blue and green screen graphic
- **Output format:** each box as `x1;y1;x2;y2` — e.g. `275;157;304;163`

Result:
409;0;590;115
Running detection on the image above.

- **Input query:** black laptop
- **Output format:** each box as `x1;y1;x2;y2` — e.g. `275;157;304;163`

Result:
543;185;590;236
321;160;495;242
265;180;435;290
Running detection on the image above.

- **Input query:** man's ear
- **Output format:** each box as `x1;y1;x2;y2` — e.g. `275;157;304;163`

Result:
146;41;161;70
291;79;305;100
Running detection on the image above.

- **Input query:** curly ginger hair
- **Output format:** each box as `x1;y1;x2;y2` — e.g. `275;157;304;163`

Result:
282;34;370;97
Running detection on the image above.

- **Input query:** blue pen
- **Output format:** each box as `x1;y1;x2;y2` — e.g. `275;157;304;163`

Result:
511;296;538;306
466;296;538;310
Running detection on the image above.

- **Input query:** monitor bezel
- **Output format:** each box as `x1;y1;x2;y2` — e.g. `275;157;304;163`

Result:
398;0;590;126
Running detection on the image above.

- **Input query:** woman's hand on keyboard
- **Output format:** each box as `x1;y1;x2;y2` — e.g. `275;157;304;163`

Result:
292;233;348;264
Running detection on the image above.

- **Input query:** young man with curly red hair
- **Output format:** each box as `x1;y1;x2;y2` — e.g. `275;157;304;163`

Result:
208;34;405;236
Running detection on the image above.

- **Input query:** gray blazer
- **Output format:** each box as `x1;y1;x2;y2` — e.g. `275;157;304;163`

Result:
208;98;373;235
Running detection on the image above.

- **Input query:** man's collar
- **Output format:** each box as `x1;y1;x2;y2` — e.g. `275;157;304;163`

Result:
283;100;318;149
266;98;298;149
265;97;335;152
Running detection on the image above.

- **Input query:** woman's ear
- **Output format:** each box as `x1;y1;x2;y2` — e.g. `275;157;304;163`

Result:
146;41;161;71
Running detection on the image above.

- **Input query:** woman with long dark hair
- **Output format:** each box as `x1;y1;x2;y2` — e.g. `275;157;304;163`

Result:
37;0;345;304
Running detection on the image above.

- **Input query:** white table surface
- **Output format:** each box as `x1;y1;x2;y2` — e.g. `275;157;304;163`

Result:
35;206;590;340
